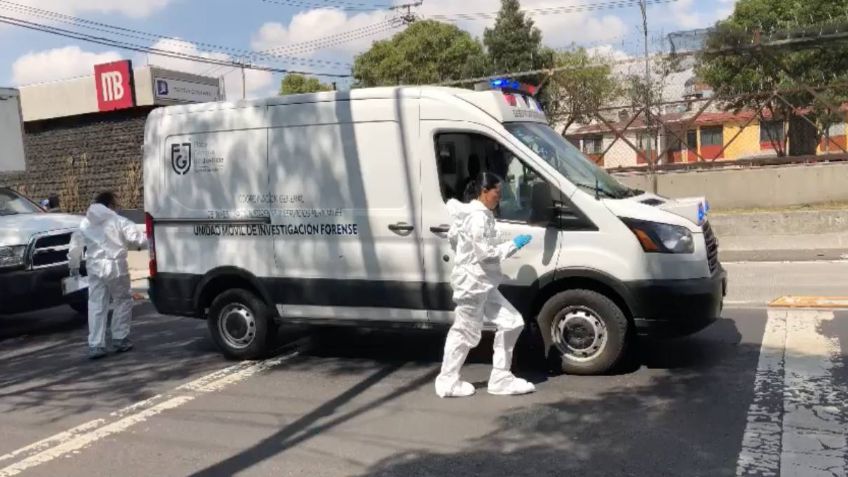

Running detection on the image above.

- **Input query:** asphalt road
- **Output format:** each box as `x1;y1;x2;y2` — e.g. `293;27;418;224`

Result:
1;260;847;477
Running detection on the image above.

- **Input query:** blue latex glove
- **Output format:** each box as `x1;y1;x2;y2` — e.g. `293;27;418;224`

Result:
513;234;532;250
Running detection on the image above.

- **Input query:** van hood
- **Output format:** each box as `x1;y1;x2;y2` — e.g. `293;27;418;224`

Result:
604;192;710;231
0;213;82;246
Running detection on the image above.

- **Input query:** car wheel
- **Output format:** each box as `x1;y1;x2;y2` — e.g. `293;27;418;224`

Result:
539;289;629;375
208;289;273;360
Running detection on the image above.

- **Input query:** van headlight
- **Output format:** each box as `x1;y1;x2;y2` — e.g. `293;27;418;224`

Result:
622;219;694;254
0;245;27;269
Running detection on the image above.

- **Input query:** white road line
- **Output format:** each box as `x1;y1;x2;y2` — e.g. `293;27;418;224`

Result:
736;309;787;477
781;310;845;477
736;309;847;477
0;350;300;476
0;397;194;477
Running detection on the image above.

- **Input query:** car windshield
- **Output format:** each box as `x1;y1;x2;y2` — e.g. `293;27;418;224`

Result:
0;189;43;216
504;122;635;199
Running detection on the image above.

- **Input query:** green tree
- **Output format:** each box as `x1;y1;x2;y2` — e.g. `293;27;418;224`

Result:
545;48;621;133
280;74;333;95
696;0;848;156
352;20;488;87
483;0;554;78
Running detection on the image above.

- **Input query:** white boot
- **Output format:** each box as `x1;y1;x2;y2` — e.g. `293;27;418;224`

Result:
487;370;536;396
435;380;476;398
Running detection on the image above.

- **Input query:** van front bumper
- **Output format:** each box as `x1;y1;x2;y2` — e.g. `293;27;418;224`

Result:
627;266;727;338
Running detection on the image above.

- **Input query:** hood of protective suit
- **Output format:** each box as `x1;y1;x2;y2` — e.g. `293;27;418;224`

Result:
86;203;116;225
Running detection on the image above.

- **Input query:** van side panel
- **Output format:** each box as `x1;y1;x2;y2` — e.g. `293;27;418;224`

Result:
266;99;423;296
149;107;273;278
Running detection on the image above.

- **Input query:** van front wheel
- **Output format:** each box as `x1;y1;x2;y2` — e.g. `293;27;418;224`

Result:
208;289;273;360
540;289;628;375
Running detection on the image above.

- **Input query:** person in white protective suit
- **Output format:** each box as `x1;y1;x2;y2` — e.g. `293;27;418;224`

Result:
68;191;147;359
435;172;536;398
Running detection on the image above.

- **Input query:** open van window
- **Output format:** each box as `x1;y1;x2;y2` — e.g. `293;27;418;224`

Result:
504;122;633;199
435;132;553;223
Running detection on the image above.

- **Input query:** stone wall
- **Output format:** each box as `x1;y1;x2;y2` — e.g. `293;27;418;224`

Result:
0;107;154;213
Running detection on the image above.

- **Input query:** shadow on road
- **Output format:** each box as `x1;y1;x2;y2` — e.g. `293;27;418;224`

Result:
0;304;301;422
184;314;758;477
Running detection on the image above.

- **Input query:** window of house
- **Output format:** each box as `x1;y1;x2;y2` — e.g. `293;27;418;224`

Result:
435;132;551;223
582;135;604;155
687;130;698;150
760;120;785;145
700;126;723;147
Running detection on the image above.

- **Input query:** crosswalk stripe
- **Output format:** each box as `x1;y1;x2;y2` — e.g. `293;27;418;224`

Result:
736;310;786;476
736;309;847;477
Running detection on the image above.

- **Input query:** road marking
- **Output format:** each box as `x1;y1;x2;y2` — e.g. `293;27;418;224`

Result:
781;310;845;477
736;309;786;476
736;309;847;477
770;296;848;309
0;397;193;477
0;350;301;477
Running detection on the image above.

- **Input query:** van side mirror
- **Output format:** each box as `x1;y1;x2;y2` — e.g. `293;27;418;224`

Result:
529;181;555;225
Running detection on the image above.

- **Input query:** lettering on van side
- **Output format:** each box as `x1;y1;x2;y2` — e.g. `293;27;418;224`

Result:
193;223;359;237
170;141;224;174
207;208;344;220
238;194;305;205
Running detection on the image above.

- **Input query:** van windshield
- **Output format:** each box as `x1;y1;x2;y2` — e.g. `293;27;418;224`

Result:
504;122;635;199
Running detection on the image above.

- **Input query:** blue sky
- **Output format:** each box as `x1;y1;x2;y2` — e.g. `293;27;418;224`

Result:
0;0;737;98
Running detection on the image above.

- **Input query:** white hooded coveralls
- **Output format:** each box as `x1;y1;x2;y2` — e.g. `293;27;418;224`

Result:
435;199;534;397
68;204;147;349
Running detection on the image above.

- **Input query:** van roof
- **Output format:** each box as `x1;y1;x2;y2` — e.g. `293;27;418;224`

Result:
147;85;549;124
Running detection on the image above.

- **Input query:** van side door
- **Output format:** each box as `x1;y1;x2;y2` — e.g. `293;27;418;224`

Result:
419;121;565;323
266;100;426;322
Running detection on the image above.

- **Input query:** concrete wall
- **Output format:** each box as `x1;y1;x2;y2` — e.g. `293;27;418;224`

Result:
614;162;848;209
0;108;151;212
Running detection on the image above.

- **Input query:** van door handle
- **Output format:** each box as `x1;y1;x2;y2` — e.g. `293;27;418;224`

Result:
388;222;415;233
430;225;450;234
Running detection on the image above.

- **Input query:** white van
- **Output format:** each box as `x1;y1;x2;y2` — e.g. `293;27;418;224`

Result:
143;84;726;375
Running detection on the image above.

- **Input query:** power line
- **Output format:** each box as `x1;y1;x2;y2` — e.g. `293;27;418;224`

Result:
0;1;352;69
0;15;352;77
427;0;677;21
258;0;393;12
438;28;848;87
260;19;401;55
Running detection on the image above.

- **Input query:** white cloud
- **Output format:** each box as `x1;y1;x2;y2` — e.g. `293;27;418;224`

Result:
670;0;702;29
587;45;630;61
142;39;275;100
251;8;394;57
11;0;173;18
12;46;121;85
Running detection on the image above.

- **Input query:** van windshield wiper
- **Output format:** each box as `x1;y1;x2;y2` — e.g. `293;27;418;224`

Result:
573;182;617;199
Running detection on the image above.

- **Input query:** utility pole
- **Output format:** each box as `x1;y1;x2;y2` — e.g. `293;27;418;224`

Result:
639;0;657;194
390;1;423;24
240;59;247;100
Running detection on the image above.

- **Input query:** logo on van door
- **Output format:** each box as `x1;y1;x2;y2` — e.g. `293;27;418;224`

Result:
171;143;192;175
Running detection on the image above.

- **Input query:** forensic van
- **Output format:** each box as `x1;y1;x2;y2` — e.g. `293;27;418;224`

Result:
143;82;726;375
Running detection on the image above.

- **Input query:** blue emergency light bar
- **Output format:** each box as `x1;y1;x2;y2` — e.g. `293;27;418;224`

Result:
490;78;521;90
488;78;538;96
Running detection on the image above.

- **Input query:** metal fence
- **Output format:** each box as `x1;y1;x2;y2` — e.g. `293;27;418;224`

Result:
557;22;848;175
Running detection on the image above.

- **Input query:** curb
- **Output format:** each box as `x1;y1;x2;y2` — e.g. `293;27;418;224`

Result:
769;296;848;309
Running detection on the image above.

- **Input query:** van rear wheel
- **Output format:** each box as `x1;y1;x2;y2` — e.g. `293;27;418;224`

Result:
208;289;273;360
539;289;628;375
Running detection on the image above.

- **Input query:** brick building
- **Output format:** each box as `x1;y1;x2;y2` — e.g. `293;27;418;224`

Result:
0;60;222;212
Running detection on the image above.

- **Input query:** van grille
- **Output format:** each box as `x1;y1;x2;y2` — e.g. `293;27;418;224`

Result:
29;232;73;269
702;221;719;274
